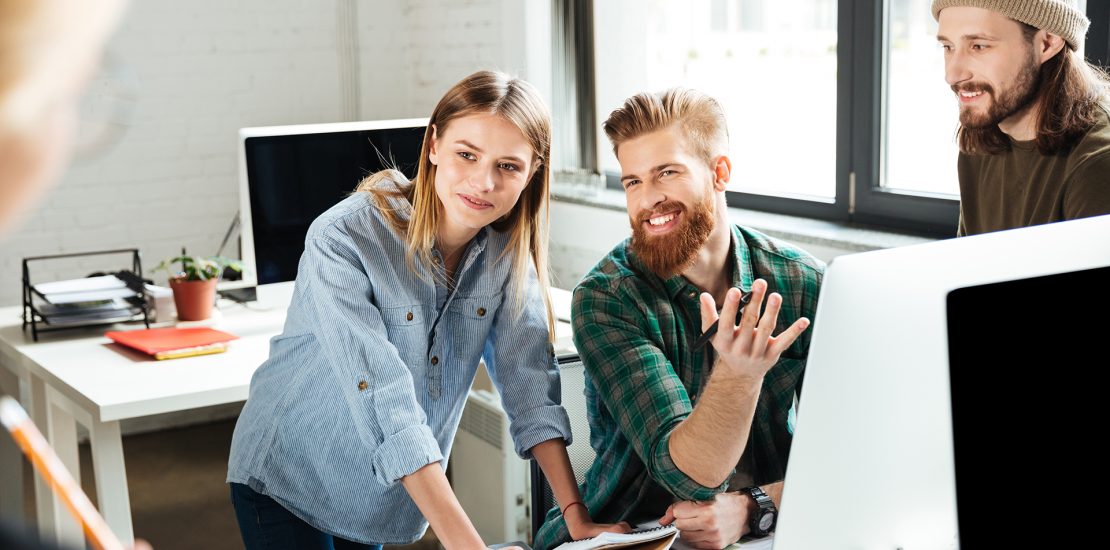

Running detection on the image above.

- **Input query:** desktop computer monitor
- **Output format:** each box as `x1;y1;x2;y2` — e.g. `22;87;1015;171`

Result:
229;118;427;292
774;214;1110;549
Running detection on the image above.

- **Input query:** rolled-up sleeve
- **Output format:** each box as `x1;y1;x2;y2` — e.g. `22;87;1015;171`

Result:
484;264;573;459
572;283;729;501
303;230;443;486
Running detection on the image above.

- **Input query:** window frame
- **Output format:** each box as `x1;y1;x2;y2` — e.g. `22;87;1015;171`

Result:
1087;1;1110;68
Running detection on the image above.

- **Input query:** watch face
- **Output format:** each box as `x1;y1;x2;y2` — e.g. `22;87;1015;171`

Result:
759;512;775;531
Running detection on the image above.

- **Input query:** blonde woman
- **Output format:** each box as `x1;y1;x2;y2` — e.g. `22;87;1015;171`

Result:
227;71;629;550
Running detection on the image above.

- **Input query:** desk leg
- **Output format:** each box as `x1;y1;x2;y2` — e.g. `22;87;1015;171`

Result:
0;430;22;520
28;375;60;539
44;399;83;547
0;363;24;521
89;419;135;545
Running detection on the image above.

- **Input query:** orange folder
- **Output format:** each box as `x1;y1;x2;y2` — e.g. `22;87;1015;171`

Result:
105;327;238;358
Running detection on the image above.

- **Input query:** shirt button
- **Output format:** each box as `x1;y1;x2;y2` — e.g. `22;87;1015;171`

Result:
431;356;439;366
406;311;414;321
476;307;486;317
688;291;697;298
357;380;368;391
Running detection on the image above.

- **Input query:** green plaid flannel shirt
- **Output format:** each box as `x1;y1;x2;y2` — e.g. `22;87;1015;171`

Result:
535;225;824;550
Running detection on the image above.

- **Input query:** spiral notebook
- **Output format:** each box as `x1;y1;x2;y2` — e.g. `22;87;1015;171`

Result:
554;525;678;550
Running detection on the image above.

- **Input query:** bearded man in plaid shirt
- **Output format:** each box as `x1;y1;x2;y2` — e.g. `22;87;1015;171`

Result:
536;88;824;550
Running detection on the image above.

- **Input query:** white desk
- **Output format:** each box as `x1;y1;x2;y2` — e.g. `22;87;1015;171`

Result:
0;284;574;547
0;295;288;546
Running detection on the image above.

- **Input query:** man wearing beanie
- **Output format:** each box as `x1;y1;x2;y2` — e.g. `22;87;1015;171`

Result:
934;0;1110;236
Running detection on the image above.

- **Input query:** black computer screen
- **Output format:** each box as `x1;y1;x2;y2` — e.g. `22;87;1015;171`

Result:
946;265;1107;547
244;126;424;284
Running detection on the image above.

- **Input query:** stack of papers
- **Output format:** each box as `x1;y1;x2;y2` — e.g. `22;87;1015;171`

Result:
35;298;141;326
31;275;143;327
555;525;678;550
33;275;138;304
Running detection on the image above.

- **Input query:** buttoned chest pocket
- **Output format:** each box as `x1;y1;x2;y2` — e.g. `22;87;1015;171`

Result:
379;304;425;366
444;296;500;363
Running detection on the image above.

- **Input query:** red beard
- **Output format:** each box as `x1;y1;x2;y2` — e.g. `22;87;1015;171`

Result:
630;197;715;279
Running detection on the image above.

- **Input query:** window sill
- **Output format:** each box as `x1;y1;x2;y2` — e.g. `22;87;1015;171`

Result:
552;183;939;255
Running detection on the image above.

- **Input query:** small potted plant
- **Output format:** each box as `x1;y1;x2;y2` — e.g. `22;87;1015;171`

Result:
153;255;243;321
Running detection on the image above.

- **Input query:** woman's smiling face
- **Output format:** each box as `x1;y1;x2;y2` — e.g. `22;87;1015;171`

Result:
428;112;535;244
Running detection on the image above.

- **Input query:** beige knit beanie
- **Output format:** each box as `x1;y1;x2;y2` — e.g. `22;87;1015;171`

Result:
931;0;1089;50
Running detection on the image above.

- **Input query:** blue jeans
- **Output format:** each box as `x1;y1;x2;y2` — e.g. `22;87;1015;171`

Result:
230;483;383;550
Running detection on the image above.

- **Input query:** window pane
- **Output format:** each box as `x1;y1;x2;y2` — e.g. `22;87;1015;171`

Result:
882;0;959;196
594;0;838;199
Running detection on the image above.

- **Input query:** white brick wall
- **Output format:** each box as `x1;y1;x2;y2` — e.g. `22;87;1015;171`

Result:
0;0;550;306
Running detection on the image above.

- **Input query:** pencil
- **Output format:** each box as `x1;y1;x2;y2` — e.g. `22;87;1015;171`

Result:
693;290;753;349
0;396;126;550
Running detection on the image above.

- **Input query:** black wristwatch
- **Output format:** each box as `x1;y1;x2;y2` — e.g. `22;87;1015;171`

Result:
742;486;777;537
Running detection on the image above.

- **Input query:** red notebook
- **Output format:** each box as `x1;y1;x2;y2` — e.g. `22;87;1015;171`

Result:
105;327;239;357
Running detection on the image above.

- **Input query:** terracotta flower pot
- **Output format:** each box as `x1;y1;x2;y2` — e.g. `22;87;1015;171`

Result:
169;277;219;321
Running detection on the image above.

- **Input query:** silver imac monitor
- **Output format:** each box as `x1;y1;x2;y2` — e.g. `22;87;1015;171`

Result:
775;214;1110;549
228;118;427;294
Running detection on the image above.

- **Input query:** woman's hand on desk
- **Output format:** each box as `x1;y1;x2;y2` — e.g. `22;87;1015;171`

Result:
530;439;632;540
564;503;632;540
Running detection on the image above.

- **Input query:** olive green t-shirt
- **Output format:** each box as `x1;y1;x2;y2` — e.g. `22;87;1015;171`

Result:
956;102;1110;236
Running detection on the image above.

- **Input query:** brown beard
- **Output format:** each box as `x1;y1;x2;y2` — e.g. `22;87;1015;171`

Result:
629;196;715;279
955;53;1041;129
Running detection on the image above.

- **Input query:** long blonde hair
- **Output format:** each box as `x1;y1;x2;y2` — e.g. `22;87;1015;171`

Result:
356;70;555;339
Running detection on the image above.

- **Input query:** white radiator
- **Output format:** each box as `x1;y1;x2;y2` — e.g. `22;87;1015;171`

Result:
452;389;530;544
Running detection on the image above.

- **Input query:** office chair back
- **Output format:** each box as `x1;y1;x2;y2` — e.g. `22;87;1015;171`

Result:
530;353;597;539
